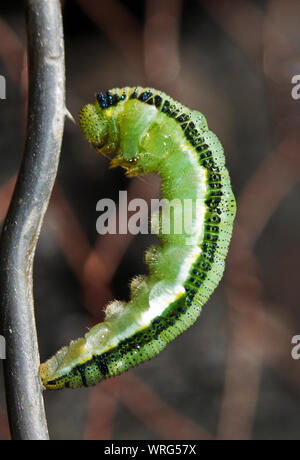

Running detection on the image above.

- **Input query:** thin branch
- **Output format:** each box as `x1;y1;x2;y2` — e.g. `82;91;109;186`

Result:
0;0;65;440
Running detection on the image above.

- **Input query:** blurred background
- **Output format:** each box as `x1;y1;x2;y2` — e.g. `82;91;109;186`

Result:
1;0;300;440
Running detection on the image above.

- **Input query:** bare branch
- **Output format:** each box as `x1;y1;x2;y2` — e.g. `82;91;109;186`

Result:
0;0;65;440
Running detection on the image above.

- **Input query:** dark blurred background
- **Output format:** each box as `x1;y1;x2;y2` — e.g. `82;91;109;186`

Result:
1;0;300;440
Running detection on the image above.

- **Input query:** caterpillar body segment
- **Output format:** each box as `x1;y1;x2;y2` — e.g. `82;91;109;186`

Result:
39;87;236;390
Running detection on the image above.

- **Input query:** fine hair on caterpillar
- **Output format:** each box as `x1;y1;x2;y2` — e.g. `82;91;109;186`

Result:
39;86;236;390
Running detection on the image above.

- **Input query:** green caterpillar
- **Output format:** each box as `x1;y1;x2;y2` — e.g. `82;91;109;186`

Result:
39;87;236;390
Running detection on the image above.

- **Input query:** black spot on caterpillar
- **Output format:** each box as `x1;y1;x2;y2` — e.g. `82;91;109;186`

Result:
39;87;236;390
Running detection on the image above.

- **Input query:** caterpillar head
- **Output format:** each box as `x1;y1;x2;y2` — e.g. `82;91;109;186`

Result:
79;103;108;148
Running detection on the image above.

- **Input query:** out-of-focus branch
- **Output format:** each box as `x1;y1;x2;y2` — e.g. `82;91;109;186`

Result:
0;0;65;440
144;0;182;89
76;0;144;77
0;16;24;85
200;0;263;67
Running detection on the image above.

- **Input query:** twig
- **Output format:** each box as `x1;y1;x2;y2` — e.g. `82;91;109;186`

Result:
0;0;65;440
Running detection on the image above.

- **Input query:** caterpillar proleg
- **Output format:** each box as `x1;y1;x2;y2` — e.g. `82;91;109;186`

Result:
39;87;236;390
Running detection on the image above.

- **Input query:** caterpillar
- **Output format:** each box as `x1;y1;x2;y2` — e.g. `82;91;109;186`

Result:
39;87;236;390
